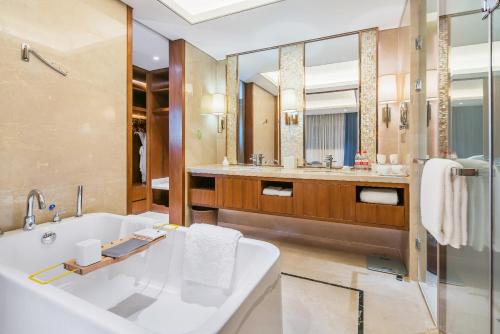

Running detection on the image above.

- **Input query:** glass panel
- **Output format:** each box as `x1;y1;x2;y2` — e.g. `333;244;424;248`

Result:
441;11;491;334
417;0;439;324
304;34;359;167
492;6;500;333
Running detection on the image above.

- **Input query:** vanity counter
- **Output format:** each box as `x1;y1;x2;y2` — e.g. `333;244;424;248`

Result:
187;164;409;184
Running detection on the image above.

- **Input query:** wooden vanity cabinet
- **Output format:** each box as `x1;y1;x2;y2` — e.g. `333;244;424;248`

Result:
188;173;409;230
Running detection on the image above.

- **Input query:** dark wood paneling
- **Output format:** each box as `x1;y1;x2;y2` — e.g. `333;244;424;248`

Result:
126;6;133;214
221;177;259;210
330;184;356;221
169;40;186;225
131;199;147;214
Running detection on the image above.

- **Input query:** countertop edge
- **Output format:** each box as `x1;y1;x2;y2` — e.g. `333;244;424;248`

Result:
186;165;410;184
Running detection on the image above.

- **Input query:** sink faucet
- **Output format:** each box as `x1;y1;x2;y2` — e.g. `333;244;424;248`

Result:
249;153;265;166
24;189;46;231
76;185;83;217
324;154;335;169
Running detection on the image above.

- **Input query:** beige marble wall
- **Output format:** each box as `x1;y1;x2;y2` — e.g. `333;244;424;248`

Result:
184;42;221;225
360;29;379;164
226;56;238;164
280;43;305;164
0;0;127;231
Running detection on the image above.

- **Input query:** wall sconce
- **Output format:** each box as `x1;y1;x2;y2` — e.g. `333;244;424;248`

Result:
212;93;226;133
282;88;298;125
379;75;397;128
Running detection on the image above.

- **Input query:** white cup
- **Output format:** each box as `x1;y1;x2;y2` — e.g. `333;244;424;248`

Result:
389;154;399;165
377;154;387;165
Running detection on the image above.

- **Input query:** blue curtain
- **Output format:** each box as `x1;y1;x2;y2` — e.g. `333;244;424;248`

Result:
343;113;358;166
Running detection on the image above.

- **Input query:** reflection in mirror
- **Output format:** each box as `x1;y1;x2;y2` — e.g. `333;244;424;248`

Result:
304;34;359;167
449;13;488;160
237;49;279;164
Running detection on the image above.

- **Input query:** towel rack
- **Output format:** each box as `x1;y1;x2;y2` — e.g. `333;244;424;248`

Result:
413;158;479;176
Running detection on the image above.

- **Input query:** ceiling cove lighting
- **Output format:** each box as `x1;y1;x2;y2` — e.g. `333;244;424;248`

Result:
157;0;283;24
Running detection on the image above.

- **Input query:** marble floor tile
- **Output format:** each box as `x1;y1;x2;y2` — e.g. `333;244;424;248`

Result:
272;240;437;334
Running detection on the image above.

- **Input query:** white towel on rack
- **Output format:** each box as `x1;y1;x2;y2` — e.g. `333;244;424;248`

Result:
458;158;489;251
183;224;242;290
421;158;468;249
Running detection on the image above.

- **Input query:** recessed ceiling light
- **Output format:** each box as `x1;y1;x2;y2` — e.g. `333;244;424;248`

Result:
158;0;283;24
459;102;463;105
153;56;160;61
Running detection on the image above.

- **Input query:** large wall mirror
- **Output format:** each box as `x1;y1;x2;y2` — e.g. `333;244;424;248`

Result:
237;48;280;164
304;34;359;167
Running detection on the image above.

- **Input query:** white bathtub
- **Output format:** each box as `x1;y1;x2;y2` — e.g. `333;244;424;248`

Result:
0;213;282;334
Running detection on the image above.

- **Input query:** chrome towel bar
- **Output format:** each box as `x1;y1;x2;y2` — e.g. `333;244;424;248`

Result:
413;158;479;177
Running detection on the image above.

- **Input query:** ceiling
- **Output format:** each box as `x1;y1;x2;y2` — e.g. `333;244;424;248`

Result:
133;21;170;70
122;0;407;60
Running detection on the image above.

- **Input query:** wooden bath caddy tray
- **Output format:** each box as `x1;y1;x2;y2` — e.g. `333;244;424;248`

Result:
63;235;166;275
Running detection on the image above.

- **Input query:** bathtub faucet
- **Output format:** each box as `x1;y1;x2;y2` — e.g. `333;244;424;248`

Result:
24;189;47;231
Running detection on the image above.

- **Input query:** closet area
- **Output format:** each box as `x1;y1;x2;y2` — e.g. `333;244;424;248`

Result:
128;22;170;214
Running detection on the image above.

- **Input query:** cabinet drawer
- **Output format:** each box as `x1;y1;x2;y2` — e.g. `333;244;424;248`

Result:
260;195;294;215
189;188;216;207
356;203;405;228
377;205;405;228
131;184;146;202
131;199;147;214
355;203;378;224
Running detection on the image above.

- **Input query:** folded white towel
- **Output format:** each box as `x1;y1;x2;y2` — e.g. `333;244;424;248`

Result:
119;215;159;239
360;188;398;205
183;224;242;290
421;158;468;249
262;186;283;196
277;188;293;197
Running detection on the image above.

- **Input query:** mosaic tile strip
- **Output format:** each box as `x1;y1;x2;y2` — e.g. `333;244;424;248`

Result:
360;29;378;163
226;55;238;163
280;43;305;165
438;16;450;157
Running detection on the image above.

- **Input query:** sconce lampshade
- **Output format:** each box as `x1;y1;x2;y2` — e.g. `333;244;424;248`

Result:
212;93;225;115
281;88;297;113
378;75;398;103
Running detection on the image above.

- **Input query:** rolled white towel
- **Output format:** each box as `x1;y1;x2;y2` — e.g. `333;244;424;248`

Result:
278;188;293;197
360;188;398;205
262;186;283;196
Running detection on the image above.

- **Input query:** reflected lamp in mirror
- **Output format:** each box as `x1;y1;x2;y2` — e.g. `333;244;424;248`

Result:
282;88;298;125
212;93;226;133
399;73;410;130
378;75;397;128
426;70;438;127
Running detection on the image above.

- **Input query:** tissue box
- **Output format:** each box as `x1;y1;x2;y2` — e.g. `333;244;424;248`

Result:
76;239;102;267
